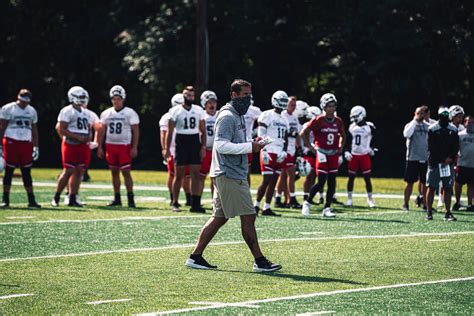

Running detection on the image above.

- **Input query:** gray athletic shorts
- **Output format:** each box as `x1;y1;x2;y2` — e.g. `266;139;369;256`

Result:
212;175;256;219
426;165;454;189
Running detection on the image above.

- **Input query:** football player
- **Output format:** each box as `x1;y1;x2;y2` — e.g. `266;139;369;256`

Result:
449;105;465;211
344;105;376;208
243;95;262;185
163;86;206;212
0;89;41;208
301;93;346;217
97;85;140;207
275;96;302;209
254;90;290;216
197;90;218;199
52;86;98;207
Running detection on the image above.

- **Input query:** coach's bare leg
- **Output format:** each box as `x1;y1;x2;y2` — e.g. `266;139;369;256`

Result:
111;168;121;193
172;165;186;204
191;216;228;255
404;182;414;207
426;186;435;214
443;187;453;213
240;214;264;258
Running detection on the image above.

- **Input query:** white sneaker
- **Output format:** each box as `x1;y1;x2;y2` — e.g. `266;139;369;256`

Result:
322;207;336;217
302;201;311;216
76;195;85;206
345;199;353;206
63;194;69;205
368;199;376;208
51;198;59;207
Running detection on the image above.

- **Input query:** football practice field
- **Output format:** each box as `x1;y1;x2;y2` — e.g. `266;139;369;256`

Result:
1;169;473;315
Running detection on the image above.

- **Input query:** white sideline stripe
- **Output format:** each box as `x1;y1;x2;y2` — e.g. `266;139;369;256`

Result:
428;239;450;242
299;232;324;235
10;180;469;201
297;311;335;316
0;215;208;225
189;302;259;308
1;231;472;263
139;277;474;315
5;216;36;219
0;293;34;300
86;298;132;305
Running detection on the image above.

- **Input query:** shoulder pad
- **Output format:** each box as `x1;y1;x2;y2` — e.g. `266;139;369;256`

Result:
367;121;376;129
429;123;441;131
447;123;458;132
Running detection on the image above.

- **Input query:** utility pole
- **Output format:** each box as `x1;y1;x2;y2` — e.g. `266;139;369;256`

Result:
196;0;209;95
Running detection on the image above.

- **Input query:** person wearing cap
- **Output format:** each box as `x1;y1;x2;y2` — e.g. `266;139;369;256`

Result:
0;89;41;208
97;85;140;208
425;107;459;221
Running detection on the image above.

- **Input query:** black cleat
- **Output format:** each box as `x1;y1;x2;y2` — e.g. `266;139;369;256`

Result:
332;197;343;205
426;212;433;220
444;212;457;221
128;201;136;208
171;202;181;212
28;201;41;208
253;257;282;272
452;203;461;212
107;200;122;207
261;208;281;217
415;195;423;207
190;206;206;213
274;200;288;208
466;205;474;212
68;201;83;207
185;256;217;270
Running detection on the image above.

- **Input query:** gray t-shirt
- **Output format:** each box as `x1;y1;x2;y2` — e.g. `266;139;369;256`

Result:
458;129;474;168
210;104;248;180
403;119;430;161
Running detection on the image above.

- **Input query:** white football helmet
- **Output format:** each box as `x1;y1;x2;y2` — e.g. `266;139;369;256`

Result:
200;90;217;108
319;93;337;110
295;100;309;119
68;86;89;106
306;106;322;120
271;90;289;109
110;85;126;99
170;93;184;107
350;105;367;123
296;157;311;176
448;105;464;120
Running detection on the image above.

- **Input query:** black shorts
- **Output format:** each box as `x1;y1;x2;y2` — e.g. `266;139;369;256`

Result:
456;166;474;185
175;134;201;166
404;160;427;183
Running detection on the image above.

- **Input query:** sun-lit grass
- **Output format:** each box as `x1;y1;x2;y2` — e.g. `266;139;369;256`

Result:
0;169;473;314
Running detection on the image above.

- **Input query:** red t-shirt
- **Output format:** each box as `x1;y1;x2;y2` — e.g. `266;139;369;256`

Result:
307;115;345;151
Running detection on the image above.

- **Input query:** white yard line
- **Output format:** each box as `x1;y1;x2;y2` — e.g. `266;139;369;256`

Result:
0;215;208;226
0;293;34;300
5;216;36;219
138;277;474;315
297;311;336;316
11;180;469;201
86;298;132;305
1;231;472;263
428;239;450;242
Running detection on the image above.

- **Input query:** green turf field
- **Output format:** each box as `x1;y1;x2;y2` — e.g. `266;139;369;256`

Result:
0;169;473;315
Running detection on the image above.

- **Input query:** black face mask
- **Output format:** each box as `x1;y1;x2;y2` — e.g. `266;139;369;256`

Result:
230;95;252;115
439;116;449;127
184;98;193;106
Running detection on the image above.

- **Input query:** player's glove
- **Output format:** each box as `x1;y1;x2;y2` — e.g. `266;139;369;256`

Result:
369;148;378;156
276;151;287;163
32;146;39;161
88;142;98;150
344;151;353;162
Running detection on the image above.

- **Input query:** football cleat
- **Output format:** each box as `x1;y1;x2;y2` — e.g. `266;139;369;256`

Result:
253;257;282;273
302;201;311;216
261;208;281;216
444;212;457;221
368;199;376;208
345;199;353;207
185;256;217;270
171;202;181;212
322;207;336;217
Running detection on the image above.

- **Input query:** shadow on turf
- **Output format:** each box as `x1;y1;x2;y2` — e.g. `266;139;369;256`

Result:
213;270;365;285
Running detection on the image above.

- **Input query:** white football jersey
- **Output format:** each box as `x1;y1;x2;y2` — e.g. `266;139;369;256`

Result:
204;112;217;148
244;105;262;141
282;110;301;156
100;107;140;145
169;104;205;135
84;108;99;127
159;112;176;156
257;110;289;153
0;102;38;141
349;121;375;155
